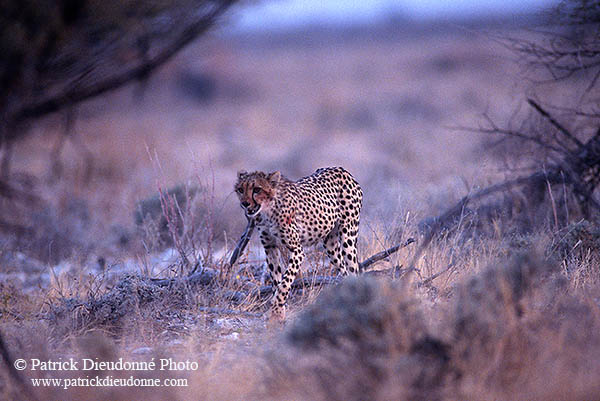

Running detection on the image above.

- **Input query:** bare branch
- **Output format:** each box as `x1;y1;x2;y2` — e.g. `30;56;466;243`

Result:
8;1;236;130
527;98;584;148
468;124;567;155
410;169;565;272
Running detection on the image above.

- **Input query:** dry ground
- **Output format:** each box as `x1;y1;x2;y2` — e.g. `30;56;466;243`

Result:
0;18;599;400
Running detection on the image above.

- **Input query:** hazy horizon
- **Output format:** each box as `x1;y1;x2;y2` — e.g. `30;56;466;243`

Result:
231;0;559;31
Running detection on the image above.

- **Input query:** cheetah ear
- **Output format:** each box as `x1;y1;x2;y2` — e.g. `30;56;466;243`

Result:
237;170;248;179
267;171;281;185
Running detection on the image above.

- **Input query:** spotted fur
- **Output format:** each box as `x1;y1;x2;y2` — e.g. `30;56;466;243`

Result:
234;167;363;320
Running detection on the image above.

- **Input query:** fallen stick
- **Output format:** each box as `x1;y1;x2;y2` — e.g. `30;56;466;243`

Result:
364;264;419;278
229;216;416;271
419;262;455;287
359;238;416;271
253;264;421;300
229;217;255;266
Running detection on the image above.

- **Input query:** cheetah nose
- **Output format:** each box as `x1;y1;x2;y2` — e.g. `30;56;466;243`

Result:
241;201;250;208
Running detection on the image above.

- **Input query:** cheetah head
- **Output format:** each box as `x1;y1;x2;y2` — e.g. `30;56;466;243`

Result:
234;170;281;218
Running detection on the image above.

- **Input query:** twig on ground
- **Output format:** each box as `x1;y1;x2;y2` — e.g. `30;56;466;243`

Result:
229;217;255;266
419;263;455;288
359;238;416;271
230;221;416;272
364;264;420;279
252;276;342;299
254;265;421;300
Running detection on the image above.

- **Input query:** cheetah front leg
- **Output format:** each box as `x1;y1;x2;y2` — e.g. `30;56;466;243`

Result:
271;227;304;321
259;230;283;289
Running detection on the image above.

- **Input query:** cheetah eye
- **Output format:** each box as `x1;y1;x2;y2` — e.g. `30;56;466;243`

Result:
253;187;262;194
236;187;243;194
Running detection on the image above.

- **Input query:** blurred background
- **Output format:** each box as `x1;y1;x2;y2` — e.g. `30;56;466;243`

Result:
0;0;579;273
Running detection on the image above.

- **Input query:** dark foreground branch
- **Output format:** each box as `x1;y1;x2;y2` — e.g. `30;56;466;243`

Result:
9;1;236;128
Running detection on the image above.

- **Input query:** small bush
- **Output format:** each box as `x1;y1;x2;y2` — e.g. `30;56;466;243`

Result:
280;277;453;400
275;252;600;400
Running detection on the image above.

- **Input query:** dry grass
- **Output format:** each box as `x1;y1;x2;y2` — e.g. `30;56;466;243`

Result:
4;233;599;400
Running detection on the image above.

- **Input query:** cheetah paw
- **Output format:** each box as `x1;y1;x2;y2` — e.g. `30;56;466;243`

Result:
267;306;286;325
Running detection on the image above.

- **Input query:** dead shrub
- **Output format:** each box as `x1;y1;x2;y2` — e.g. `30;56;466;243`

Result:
552;219;600;260
135;182;234;271
46;274;193;337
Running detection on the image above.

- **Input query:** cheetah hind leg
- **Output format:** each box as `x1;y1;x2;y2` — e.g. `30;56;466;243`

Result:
339;220;360;275
324;224;348;275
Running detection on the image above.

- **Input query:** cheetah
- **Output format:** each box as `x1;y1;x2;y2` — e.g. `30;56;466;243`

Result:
234;166;363;320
